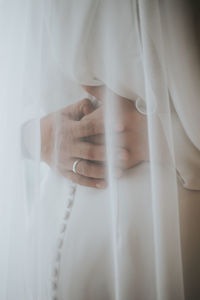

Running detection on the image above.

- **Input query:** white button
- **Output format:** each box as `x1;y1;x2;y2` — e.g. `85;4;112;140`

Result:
69;185;76;195
64;211;71;220
53;267;59;277
60;223;67;233
67;198;74;209
136;97;156;115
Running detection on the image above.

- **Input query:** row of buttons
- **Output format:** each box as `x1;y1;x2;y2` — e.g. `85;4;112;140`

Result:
51;183;77;300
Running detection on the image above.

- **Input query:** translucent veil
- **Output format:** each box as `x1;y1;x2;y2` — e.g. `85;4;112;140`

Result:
0;1;48;298
0;0;199;299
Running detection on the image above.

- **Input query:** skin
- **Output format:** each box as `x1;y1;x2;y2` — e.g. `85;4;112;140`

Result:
40;85;149;189
82;85;149;169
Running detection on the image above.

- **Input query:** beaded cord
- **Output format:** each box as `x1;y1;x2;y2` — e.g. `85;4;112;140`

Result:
51;182;77;300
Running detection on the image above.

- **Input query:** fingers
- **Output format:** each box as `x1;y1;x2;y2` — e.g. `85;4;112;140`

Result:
70;108;104;138
60;170;107;189
73;159;123;179
59;159;123;188
61;98;95;120
72;142;106;161
86;130;131;146
67;141;129;163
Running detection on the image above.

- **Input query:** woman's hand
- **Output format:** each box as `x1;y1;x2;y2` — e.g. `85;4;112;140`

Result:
40;98;127;188
83;85;149;171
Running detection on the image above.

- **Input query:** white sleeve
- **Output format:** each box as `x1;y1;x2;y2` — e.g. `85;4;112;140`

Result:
163;1;200;190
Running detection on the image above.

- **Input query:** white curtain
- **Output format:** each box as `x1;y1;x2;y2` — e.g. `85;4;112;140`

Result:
0;0;199;299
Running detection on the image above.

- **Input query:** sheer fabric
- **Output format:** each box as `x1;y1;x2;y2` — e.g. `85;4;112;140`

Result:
0;1;200;299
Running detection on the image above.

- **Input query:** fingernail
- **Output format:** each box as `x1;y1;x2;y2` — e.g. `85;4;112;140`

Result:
96;182;106;189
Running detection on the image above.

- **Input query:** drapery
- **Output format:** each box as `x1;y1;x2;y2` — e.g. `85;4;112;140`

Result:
0;1;199;299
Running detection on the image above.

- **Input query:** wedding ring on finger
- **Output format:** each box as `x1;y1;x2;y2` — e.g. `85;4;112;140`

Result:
72;159;82;174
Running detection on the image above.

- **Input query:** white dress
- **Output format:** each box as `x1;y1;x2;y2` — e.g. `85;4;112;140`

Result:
23;1;200;300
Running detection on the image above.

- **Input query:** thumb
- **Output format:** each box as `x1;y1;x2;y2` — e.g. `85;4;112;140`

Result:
81;98;95;116
63;98;95;120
